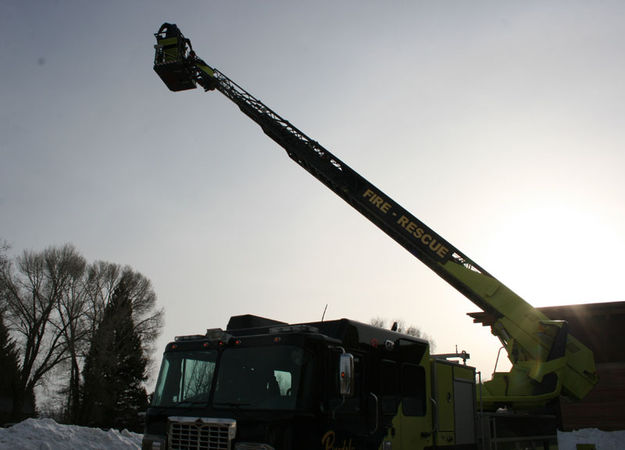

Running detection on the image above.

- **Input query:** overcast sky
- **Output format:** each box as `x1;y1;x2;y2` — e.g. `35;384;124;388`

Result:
2;1;624;382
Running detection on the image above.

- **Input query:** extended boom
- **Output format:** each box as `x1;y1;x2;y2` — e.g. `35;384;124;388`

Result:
153;23;597;410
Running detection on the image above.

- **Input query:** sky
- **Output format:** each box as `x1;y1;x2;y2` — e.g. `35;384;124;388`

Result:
1;1;625;385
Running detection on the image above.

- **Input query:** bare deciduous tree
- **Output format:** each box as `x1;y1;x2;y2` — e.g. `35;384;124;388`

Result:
115;268;164;355
83;263;163;361
370;317;435;351
0;240;9;272
83;261;122;340
68;261;163;421
0;244;86;419
56;258;89;423
0;244;164;422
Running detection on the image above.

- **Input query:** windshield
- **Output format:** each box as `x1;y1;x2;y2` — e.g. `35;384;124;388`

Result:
152;350;217;406
152;345;314;410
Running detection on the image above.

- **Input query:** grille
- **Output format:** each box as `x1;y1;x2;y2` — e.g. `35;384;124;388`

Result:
168;417;236;450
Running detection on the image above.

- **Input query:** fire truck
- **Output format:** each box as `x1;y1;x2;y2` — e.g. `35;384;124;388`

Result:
143;23;598;450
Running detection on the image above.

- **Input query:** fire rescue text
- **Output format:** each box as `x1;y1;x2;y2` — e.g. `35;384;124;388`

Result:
362;189;449;260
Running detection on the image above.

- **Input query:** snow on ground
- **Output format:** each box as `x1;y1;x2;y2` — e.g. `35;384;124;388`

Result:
1;418;624;449
0;418;142;450
558;428;625;450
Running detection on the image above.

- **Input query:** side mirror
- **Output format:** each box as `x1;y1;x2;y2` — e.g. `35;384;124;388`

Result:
339;353;354;396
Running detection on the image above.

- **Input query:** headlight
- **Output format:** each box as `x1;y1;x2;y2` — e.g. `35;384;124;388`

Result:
235;443;275;450
141;434;166;450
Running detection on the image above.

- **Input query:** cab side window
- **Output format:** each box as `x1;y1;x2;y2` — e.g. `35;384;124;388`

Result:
380;359;400;415
401;363;426;416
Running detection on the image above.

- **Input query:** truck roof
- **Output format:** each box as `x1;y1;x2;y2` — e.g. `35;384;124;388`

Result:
226;314;429;353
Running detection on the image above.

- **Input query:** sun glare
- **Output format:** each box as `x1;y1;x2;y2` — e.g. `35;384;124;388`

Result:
485;199;622;308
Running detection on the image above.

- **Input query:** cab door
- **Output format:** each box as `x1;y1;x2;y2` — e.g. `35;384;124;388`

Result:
399;363;433;450
377;360;433;450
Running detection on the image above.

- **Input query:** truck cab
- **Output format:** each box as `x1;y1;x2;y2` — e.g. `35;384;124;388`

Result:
142;315;477;450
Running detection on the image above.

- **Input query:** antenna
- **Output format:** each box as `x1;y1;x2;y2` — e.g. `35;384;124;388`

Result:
321;304;328;322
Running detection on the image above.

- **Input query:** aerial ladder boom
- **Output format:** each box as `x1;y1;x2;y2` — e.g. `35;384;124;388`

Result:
153;23;597;409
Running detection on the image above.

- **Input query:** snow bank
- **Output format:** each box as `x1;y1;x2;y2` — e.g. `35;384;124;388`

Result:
0;418;142;450
558;428;625;450
3;419;624;450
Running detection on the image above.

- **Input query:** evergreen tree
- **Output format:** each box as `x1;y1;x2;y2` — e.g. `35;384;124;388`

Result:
81;273;148;431
0;309;21;423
